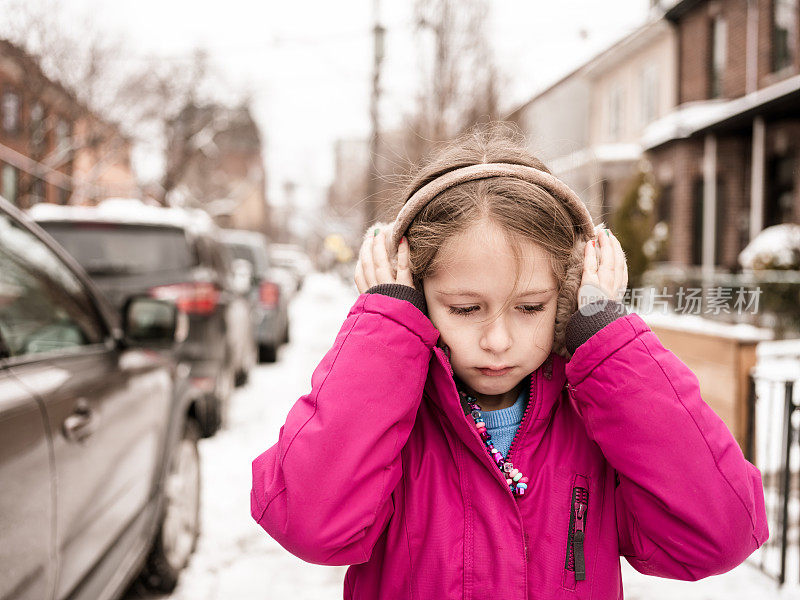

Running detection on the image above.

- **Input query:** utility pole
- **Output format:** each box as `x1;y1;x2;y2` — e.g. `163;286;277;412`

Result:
282;180;297;243
417;0;449;143
365;0;385;229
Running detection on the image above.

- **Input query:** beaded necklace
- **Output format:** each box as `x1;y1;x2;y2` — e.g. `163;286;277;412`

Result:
458;389;530;496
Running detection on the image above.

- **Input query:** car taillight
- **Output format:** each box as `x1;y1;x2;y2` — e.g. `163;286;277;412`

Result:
259;281;280;309
149;282;220;315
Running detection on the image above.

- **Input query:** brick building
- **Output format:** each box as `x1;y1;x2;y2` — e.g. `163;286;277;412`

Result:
644;0;800;273
165;103;270;235
0;39;136;207
506;18;677;227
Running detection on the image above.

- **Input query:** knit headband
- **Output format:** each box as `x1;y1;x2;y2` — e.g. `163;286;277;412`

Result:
390;162;596;251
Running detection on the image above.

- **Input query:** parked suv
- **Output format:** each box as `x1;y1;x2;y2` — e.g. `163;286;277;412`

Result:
29;199;240;436
0;196;202;599
220;229;289;363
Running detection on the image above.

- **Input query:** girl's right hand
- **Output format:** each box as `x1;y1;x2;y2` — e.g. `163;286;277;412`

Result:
354;228;415;293
577;227;628;312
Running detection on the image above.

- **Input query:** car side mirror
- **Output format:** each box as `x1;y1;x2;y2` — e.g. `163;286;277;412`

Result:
122;296;189;347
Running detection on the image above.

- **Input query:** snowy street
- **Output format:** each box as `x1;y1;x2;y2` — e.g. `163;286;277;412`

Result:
124;273;797;600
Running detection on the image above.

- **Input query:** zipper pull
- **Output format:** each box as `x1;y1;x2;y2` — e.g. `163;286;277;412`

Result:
573;501;587;581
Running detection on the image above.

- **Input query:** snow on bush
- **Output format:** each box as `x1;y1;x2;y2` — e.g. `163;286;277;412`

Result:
738;224;800;270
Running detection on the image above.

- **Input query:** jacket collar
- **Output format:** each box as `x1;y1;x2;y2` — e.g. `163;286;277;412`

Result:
425;348;568;470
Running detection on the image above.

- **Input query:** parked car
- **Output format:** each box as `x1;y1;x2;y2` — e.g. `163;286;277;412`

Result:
220;229;289;363
225;252;259;386
268;243;313;292
0;196;202;599
29;198;241;436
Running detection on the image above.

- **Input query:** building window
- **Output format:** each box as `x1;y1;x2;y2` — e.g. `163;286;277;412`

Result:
30;178;46;205
657;183;672;225
30;102;46;153
640;65;659;125
765;152;796;226
55;119;71;154
2;90;21;134
773;0;798;72
608;85;623;140
710;15;727;99
691;178;704;266
691;176;727;266
2;164;19;205
653;183;672;262
715;177;726;267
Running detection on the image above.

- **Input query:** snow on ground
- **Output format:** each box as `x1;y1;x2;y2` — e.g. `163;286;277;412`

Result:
124;272;798;599
171;273;355;600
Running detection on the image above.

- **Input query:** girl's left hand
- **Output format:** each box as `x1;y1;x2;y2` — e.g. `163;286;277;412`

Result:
578;227;628;312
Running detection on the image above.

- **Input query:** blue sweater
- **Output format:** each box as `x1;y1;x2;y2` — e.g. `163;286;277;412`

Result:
480;380;529;457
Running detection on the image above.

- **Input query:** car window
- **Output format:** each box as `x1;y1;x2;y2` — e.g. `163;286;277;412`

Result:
204;237;229;276
0;214;104;358
39;223;197;275
193;235;213;269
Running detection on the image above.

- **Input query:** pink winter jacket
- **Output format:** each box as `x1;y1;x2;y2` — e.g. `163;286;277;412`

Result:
251;292;768;599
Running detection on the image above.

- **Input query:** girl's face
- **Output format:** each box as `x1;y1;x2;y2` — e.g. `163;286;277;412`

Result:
422;220;558;409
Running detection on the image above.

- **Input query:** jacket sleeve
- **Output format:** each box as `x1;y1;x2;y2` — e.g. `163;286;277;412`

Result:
564;311;769;580
250;292;439;566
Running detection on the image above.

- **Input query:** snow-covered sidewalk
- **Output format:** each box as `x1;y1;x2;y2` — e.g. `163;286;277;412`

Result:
125;272;797;599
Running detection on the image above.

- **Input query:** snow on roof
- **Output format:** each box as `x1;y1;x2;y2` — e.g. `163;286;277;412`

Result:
738;224;800;269
269;243;307;257
593;143;642;163
219;228;268;248
643;73;800;150
641;100;730;149
640;310;774;342
28;198;217;234
752;338;800;381
545;143;642;175
757;337;800;359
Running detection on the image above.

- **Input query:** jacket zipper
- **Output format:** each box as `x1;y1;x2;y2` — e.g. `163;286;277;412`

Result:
503;371;536;489
436;348;533;497
436;348;532;577
565;485;589;581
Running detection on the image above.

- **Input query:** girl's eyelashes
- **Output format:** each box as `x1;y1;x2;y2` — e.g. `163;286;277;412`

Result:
448;305;480;316
519;304;546;314
447;304;546;316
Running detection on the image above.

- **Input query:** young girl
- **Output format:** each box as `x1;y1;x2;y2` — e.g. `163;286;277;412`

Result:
251;125;768;599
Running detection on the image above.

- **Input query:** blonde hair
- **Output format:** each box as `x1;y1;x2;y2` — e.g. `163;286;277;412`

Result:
390;123;591;358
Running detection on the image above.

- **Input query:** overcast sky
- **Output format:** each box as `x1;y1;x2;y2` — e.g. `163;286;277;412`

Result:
63;1;652;209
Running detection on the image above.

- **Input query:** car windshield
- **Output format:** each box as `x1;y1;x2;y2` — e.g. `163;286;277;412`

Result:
40;223;198;275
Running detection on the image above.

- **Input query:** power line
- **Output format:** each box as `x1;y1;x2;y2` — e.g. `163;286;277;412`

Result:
28;20;416;64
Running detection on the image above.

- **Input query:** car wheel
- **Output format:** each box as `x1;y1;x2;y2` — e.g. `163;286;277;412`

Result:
259;343;277;363
215;366;235;429
281;322;290;345
235;340;257;387
139;419;201;593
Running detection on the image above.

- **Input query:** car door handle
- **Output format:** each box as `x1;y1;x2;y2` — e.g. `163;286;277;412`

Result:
62;398;97;444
